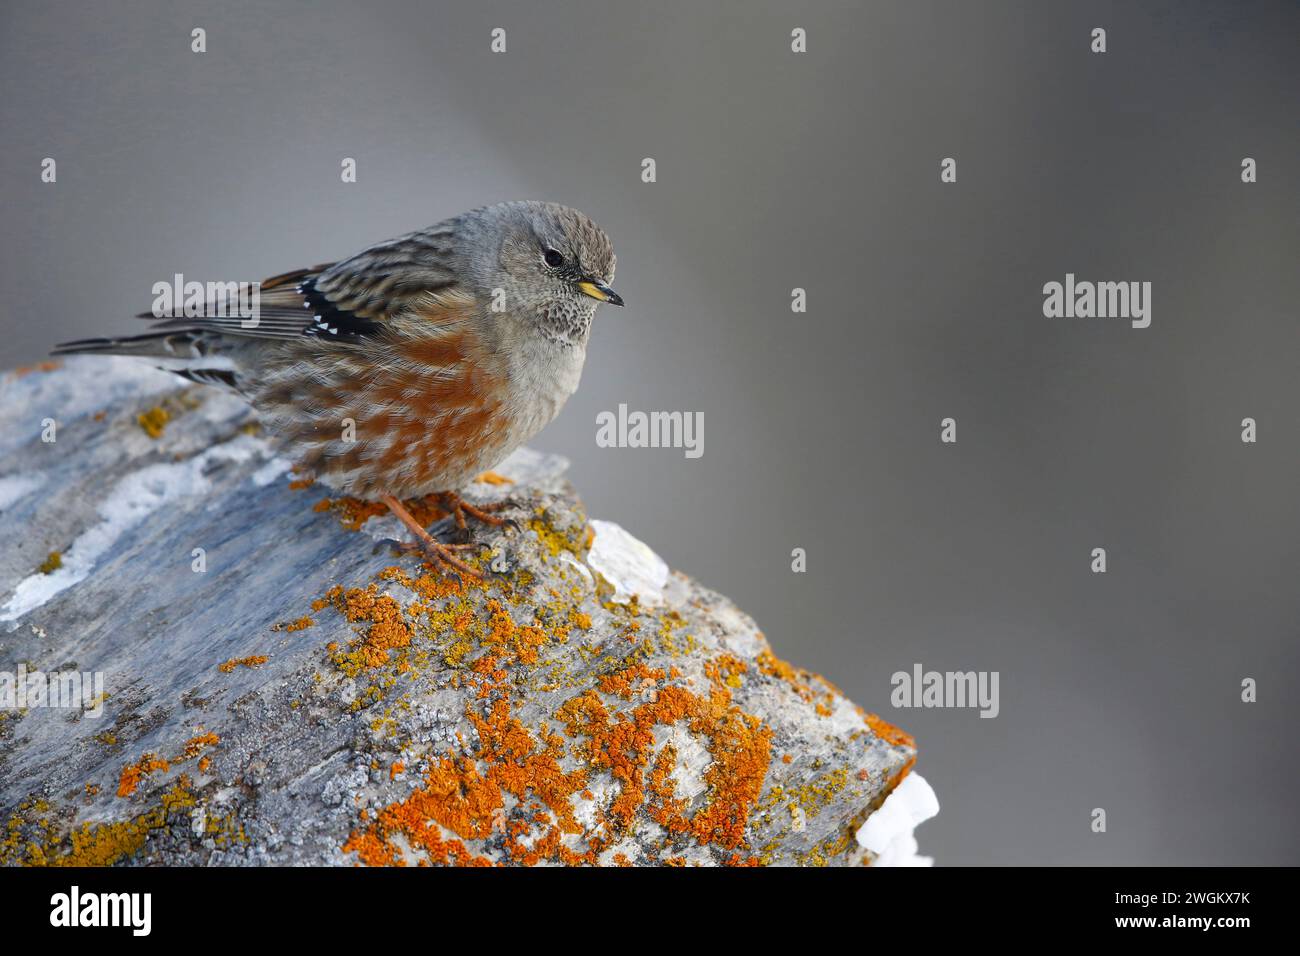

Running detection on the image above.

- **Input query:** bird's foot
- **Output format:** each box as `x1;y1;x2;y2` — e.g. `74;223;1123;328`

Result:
439;491;517;533
391;538;483;578
381;493;484;579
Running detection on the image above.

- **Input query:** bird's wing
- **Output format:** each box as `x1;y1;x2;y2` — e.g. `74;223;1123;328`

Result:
134;226;466;343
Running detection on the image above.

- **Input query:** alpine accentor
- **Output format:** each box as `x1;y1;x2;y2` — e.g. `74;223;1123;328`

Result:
54;201;622;574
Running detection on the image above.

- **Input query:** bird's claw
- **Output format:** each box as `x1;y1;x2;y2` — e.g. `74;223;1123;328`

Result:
441;493;515;532
391;539;483;578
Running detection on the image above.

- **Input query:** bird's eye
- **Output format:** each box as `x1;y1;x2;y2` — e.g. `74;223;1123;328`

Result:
543;248;565;268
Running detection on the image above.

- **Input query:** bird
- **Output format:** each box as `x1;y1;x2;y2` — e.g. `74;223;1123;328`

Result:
53;200;623;576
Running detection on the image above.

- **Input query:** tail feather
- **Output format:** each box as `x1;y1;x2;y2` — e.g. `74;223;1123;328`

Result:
52;330;244;394
52;329;210;360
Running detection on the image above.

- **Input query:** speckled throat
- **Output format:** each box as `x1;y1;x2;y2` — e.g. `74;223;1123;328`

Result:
535;297;597;347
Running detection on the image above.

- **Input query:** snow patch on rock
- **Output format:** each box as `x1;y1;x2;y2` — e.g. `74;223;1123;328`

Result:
856;772;939;867
250;455;295;487
1;434;270;624
586;519;668;605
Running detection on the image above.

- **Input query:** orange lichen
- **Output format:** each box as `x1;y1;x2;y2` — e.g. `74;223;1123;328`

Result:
308;538;883;867
377;564;472;603
273;616;315;632
116;753;170;797
343;751;503;866
218;655;268;673
864;713;915;750
468;699;587;836
480;599;549;665
756;650;798;682
344;646;777;866
37;551;62;574
756;650;837;713
314;494;447;532
556;660;773;853
13;360;62;377
317;584;414;675
882;755;917;795
647;743;688;830
474;471;513;486
596;663;664;697
178;732;219;761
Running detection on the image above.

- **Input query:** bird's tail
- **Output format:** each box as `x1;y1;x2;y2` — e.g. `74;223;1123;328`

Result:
52;329;209;360
52;330;242;391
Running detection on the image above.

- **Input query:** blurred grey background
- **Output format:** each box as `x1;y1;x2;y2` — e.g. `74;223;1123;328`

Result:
2;0;1297;865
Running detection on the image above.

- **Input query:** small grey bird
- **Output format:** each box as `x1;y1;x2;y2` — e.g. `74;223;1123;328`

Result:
54;201;623;575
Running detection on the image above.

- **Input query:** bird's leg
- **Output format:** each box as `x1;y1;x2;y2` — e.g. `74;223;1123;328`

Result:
380;494;482;578
439;491;513;532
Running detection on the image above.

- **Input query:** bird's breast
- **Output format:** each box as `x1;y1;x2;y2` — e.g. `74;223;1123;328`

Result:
502;336;587;440
262;325;586;498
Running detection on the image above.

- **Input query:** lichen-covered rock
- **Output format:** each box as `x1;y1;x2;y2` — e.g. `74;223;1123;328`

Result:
0;358;919;866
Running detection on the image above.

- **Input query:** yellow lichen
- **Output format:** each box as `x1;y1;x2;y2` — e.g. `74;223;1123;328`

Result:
33;780;197;866
136;406;170;439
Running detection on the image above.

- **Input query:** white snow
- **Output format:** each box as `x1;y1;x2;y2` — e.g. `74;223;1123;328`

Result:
586;519;669;606
856;772;939;867
251;455;294;487
1;434;268;623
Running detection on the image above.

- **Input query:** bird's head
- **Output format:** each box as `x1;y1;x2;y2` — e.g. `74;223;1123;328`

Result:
458;201;621;346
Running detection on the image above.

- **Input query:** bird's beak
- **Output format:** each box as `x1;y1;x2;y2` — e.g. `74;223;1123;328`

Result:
576;279;624;307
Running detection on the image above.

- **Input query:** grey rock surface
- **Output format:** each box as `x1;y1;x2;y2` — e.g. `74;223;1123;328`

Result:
0;358;918;866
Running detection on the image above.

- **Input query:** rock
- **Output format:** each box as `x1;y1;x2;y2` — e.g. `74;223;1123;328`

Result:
0;357;924;866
